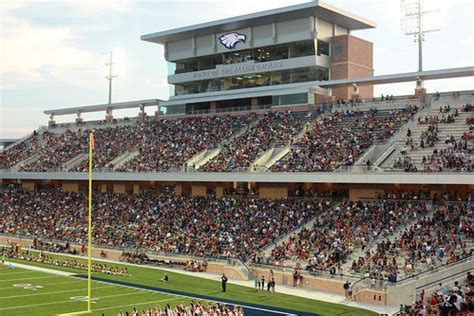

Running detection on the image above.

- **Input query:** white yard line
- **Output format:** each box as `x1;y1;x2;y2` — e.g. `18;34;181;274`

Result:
0;285;115;299
0;291;150;311
0;275;61;282
0;280;86;291
0;271;38;275
86;277;292;315
7;261;76;277
11;261;295;315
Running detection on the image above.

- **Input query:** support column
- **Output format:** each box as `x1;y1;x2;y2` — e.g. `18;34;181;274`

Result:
155;104;161;120
414;77;426;96
351;83;360;101
191;184;207;197
62;183;79;193
113;183;126;194
75;111;83;124
105;108;113;123
175;184;183;196
22;181;36;192
215;185;224;198
138;104;146;122
133;184;140;195
100;184;107;193
210;102;217;113
48;114;56;128
258;183;288;199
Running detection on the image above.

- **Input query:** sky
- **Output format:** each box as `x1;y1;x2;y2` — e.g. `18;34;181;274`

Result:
1;0;473;138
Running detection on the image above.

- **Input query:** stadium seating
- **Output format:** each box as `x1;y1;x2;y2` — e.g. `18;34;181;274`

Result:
271;107;417;172
200;111;306;172
387;105;473;172
261;200;428;271
0;189;322;260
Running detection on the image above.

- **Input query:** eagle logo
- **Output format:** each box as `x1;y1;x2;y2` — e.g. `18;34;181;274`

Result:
219;32;246;49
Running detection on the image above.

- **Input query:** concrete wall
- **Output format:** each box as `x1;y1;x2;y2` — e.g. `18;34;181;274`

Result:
113;183;126;194
21;181;36;192
191;184;207;197
250;266;387;305
62;183;79;193
258;183;288;198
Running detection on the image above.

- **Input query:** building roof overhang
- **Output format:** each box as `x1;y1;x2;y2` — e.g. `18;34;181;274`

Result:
141;1;376;45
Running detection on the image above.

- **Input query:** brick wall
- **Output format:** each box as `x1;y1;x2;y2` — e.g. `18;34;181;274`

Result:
331;35;374;100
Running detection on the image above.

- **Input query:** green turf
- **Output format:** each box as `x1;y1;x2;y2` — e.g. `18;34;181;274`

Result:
4;251;378;316
0;267;206;316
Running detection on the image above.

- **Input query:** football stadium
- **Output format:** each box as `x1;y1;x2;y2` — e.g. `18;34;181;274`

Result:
0;0;473;315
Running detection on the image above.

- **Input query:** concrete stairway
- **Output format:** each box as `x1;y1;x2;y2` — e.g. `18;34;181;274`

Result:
62;153;88;171
252;120;314;172
252;146;290;172
331;98;420;114
111;149;140;170
185;148;221;171
10;154;40;172
261;215;321;257
341;203;437;275
382;111;472;170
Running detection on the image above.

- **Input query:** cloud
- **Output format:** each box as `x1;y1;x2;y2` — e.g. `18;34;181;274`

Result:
0;0;133;90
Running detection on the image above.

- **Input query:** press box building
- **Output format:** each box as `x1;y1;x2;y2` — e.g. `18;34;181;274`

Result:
141;1;376;115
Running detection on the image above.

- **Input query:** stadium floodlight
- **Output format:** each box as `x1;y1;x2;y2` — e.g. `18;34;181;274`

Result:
401;0;441;73
104;48;126;104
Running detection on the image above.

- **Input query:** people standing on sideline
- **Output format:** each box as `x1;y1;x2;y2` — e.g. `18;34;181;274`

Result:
348;283;353;301
254;277;259;290
271;278;276;297
260;276;265;290
343;281;350;299
221;273;228;292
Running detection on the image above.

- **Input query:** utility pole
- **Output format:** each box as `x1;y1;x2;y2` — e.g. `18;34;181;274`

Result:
105;52;117;104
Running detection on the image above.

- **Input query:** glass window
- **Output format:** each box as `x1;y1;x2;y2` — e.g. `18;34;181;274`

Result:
174;66;328;96
172;40;316;75
272;93;308;106
317;40;330;56
289;41;315;58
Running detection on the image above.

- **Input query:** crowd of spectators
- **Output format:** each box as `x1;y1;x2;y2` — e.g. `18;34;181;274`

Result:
3;247;129;276
271;107;417;172
201;111;304;172
116;302;244;316
393;156;417;172
261;200;428;275
0;189;320;260
0;133;42;170
3;114;256;173
350;202;472;281
398;273;474;315
118;114;255;172
20;130;88;172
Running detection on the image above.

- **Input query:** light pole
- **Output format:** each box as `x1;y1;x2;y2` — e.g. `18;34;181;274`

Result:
104;51;117;104
401;0;441;75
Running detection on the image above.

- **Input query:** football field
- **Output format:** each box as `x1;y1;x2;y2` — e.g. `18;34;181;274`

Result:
0;253;377;316
0;266;196;316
